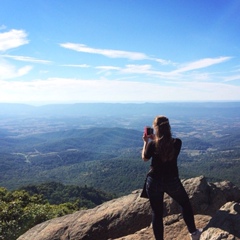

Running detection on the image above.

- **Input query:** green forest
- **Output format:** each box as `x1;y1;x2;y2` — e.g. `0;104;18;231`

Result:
1;102;240;239
0;183;114;240
1;126;240;195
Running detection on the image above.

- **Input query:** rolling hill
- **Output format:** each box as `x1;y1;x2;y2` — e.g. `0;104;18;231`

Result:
0;102;240;195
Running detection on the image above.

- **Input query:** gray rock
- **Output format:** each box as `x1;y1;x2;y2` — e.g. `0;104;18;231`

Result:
115;214;211;240
17;176;240;240
201;201;240;240
164;176;240;216
17;190;152;240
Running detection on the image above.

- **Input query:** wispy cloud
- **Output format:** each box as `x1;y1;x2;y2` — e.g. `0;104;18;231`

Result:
59;43;179;67
60;43;149;60
61;64;90;68
0;25;7;30
0;30;33;79
1;77;240;104
96;66;121;70
173;57;232;73
92;56;232;81
96;64;170;78
0;29;29;51
223;74;240;82
0;59;32;79
96;66;121;75
2;54;52;64
155;58;176;66
121;64;157;75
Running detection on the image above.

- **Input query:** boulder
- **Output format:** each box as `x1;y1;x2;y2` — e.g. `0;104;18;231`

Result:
17;190;152;240
201;201;240;240
115;214;211;240
17;176;240;240
116;201;240;240
164;176;240;216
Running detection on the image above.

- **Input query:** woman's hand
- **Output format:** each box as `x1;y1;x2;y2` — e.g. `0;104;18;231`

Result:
142;133;149;143
149;134;155;140
142;133;155;161
143;133;155;142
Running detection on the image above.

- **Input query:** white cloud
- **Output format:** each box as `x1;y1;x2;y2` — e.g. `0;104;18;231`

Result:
60;43;177;66
0;59;32;79
0;30;32;79
61;64;90;68
0;25;7;30
95;64;170;78
93;59;231;81
95;66;121;75
96;66;120;70
2;55;52;64
173;57;232;73
0;77;240;104
0;29;29;51
224;74;240;82
60;43;150;60
155;58;176;66
17;65;33;76
178;81;240;100
123;64;152;73
60;43;232;77
120;64;168;78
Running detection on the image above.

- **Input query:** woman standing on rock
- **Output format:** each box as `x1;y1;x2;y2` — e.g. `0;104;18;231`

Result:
142;116;202;240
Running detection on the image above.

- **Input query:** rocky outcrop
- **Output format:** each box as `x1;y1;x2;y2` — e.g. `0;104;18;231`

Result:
115;202;240;240
17;190;152;240
115;214;212;240
164;176;240;216
201;201;240;239
17;176;240;240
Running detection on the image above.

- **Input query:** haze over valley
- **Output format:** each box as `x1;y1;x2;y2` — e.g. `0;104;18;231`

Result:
0;102;240;196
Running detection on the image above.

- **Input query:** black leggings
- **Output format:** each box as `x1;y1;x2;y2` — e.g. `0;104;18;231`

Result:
146;176;196;240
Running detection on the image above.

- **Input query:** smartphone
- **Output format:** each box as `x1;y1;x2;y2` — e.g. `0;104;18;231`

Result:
144;126;153;136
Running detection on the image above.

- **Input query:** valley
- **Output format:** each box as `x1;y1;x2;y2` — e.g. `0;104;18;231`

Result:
0;102;240;196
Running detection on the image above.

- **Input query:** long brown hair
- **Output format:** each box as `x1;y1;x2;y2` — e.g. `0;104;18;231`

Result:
153;116;174;162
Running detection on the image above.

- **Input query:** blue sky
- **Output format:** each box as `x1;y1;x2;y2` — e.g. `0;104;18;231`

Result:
0;0;240;105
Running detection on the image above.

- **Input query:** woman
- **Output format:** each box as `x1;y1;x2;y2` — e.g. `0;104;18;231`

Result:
142;116;202;240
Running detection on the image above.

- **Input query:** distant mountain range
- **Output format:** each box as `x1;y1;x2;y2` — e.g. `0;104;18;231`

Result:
0;102;240;195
